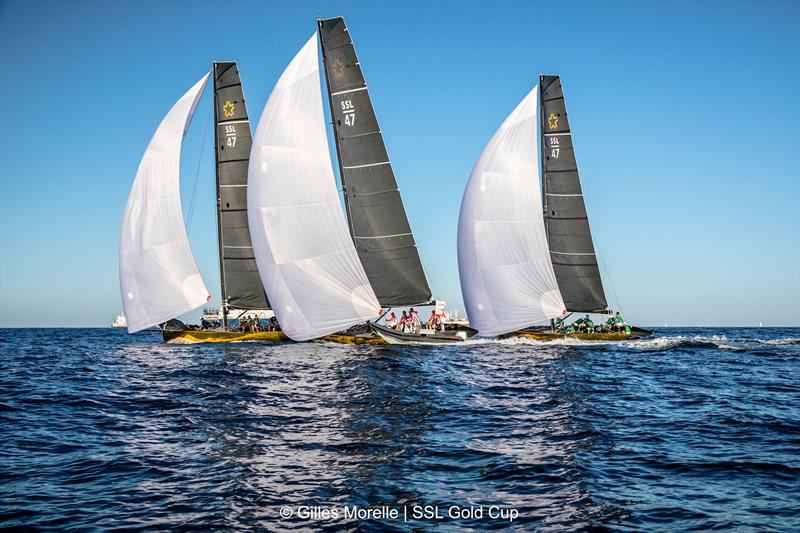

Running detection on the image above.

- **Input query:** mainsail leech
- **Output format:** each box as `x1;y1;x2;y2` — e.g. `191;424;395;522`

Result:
318;17;432;307
213;62;269;313
457;86;566;337
119;74;212;333
247;34;380;341
540;76;607;312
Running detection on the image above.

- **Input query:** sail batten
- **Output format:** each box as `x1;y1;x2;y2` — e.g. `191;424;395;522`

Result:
213;62;269;312
539;75;607;312
119;74;212;334
319;17;432;307
247;33;380;341
457;87;566;337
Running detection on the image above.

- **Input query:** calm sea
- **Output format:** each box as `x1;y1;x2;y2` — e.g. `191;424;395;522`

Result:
1;327;798;531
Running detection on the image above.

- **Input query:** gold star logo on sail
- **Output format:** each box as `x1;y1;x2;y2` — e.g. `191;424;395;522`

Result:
332;58;345;79
223;100;235;118
548;113;559;130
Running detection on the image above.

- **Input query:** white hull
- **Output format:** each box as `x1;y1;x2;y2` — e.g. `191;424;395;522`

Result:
370;323;473;345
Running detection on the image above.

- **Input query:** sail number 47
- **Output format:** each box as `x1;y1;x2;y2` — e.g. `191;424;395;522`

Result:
341;100;355;127
549;136;560;159
225;125;237;148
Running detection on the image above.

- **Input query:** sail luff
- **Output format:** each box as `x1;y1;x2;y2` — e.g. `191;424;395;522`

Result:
457;86;566;337
119;73;212;334
247;33;380;341
539;75;607;312
213;62;269;312
318;17;432;307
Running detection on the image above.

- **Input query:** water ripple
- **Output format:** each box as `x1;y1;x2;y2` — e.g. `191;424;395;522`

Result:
1;327;798;531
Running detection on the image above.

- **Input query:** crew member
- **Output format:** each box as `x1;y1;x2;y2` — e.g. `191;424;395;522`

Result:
613;311;625;332
409;308;421;333
426;310;439;331
398;311;409;332
575;315;593;333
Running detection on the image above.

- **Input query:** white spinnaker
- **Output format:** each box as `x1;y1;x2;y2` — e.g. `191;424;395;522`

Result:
457;86;566;337
119;74;211;334
247;34;380;341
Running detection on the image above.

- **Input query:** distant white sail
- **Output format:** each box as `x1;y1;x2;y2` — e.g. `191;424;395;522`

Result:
247;34;380;341
457;86;566;336
119;74;211;334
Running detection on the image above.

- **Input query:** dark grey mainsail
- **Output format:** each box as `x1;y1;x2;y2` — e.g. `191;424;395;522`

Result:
318;17;432;307
539;75;607;312
213;61;269;312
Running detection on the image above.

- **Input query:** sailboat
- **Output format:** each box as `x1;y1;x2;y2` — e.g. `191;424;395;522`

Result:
119;62;287;343
457;75;650;340
247;17;476;344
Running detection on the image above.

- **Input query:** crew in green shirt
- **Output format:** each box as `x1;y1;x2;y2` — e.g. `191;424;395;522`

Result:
613;311;625;332
573;314;593;333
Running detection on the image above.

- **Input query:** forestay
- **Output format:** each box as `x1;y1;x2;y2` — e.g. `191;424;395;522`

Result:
318;17;432;307
247;34;380;341
540;75;607;312
457;86;566;337
119;74;212;333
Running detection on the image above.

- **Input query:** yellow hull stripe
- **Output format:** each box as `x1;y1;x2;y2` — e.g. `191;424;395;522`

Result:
164;330;387;345
165;331;288;344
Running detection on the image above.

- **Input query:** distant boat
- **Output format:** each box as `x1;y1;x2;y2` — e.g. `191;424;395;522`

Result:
111;314;127;328
457;75;650;340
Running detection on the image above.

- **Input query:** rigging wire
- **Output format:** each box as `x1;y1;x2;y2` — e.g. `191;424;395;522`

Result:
597;250;624;316
186;110;212;232
419;245;442;307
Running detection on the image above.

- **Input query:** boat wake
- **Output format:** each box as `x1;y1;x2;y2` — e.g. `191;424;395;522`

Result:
465;334;800;353
756;337;800;346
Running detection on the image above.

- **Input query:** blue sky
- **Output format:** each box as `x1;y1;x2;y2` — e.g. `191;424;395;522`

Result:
1;0;798;327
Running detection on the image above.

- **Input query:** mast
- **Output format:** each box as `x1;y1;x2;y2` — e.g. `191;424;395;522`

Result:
213;62;228;328
318;16;432;307
540;75;557;337
213;61;269;329
317;20;353;237
540;75;548;241
539;75;608;313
